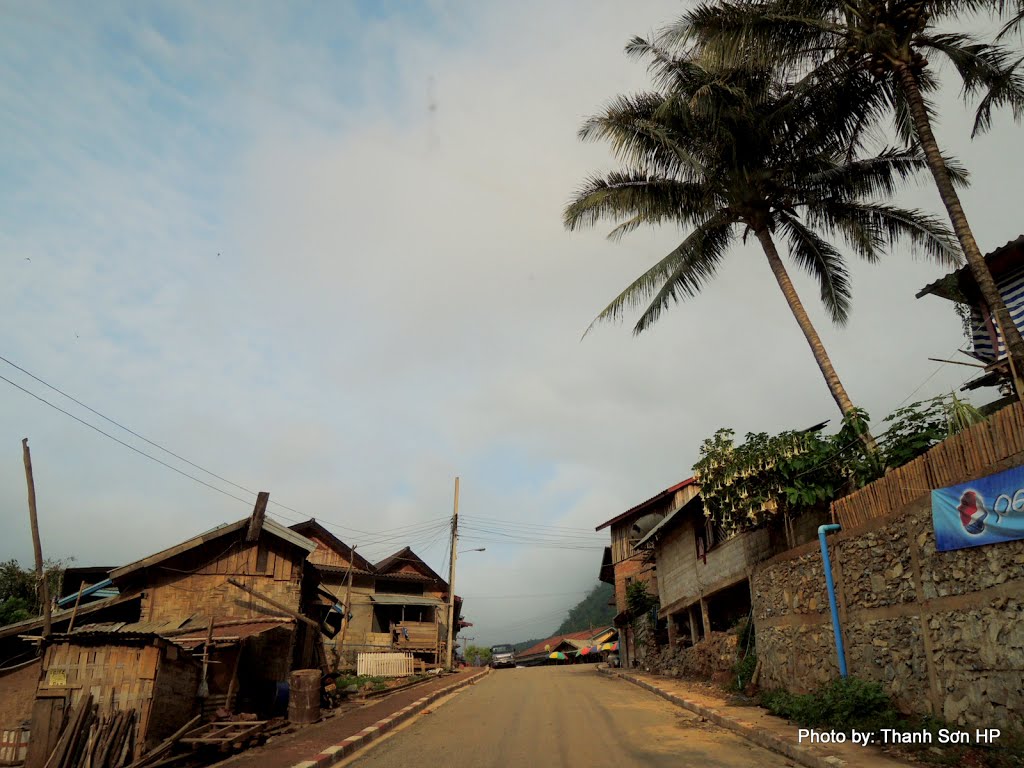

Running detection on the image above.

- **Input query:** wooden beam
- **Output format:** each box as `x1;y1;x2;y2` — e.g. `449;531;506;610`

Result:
246;492;270;542
22;439;51;637
225;578;320;630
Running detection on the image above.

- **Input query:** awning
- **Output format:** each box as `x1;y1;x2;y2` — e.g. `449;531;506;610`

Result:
169;620;294;649
369;594;444;607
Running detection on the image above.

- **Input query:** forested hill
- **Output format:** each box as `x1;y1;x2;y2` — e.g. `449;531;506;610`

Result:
554;582;614;634
511;582;615;652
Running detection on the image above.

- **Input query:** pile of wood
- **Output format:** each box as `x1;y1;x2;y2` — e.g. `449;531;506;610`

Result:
42;698;201;768
41;695;135;768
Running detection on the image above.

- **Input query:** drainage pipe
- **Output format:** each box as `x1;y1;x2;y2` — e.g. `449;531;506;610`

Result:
818;524;848;678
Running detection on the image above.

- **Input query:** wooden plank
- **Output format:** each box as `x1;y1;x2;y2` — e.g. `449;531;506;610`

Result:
246;492;269;542
138;646;159;681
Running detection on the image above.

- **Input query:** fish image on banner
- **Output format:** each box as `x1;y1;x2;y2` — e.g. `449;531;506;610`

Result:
932;464;1024;551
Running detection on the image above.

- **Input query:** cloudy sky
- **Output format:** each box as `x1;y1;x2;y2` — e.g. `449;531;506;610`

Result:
1;2;1021;646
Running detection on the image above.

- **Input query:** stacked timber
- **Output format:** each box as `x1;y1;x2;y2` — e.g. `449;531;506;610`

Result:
40;695;137;768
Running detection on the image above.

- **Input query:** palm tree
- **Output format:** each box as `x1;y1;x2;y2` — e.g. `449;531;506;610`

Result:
671;0;1024;396
565;49;960;448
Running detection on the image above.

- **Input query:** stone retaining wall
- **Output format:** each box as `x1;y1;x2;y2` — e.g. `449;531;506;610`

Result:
753;490;1024;730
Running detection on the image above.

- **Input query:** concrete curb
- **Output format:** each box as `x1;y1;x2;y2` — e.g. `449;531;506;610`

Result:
289;669;490;768
597;667;842;768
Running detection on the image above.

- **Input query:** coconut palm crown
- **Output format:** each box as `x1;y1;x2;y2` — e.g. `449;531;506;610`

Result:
668;0;1024;395
564;47;960;434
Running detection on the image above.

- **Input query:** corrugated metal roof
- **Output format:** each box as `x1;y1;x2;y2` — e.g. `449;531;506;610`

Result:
369;595;445;607
51;618;295;649
635;494;704;550
171;620;293;649
595;478;697;531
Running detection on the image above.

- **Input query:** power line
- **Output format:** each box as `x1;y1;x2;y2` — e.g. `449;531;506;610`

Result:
0;371;257;508
0;353;301;513
0;356;456;544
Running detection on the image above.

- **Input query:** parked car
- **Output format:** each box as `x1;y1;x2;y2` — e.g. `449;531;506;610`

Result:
490;644;516;668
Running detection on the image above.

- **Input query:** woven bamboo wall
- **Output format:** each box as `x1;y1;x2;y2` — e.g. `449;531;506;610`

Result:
832;401;1024;529
141;538;303;624
38;642;155;753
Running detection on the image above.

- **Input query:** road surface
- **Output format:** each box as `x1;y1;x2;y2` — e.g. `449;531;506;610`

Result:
348;666;793;768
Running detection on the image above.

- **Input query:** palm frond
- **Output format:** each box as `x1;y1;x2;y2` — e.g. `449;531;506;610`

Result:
586;215;737;336
776;212;852;324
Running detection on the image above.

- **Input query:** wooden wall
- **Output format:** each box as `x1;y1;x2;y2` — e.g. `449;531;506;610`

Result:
0;659;39;731
137;538;304;625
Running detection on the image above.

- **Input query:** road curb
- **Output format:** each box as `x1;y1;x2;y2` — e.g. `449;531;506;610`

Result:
289;669;490;768
597;667;842;768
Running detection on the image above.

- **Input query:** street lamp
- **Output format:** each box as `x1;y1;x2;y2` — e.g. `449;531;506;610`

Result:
459;547;486;553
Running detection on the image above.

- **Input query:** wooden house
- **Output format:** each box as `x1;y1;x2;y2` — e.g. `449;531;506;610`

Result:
106;515;323;713
25;628;199;767
289;520;462;666
372;546;461;663
595;479;699;666
918;234;1024;391
288;520;377;661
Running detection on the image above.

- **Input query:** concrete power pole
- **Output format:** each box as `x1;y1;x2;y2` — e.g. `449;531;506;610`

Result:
445;477;459;671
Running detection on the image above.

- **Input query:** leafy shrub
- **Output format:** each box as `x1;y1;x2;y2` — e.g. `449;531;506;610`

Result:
626;581;657;617
761;677;900;733
732;618;756;690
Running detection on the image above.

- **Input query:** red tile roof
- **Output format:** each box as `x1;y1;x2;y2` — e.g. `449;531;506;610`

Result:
518;628;612;658
595;478;696;531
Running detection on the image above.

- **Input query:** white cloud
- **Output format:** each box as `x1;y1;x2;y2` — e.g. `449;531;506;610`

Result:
1;1;1018;644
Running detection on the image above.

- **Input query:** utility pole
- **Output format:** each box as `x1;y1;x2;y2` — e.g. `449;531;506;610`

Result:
336;544;357;666
22;439;51;637
445;477;459;671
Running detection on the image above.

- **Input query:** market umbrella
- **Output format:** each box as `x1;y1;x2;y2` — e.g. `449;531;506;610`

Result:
548;652;567;660
578;646;599;656
599;641;619;652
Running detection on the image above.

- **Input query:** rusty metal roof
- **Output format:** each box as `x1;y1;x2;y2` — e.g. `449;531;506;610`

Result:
917;234;1024;301
49;617;294;649
169;620;293;649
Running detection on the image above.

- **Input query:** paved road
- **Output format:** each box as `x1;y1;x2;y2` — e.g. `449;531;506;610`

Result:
349;666;793;768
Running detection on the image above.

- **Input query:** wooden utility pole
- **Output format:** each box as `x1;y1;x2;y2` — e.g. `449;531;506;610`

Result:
22;438;51;637
335;544;357;662
444;477;459;671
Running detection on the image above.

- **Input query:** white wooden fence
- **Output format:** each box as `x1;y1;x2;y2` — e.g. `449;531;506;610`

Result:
357;652;415;677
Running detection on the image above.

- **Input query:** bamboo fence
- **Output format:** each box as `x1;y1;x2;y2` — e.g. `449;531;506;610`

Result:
832;401;1024;529
356;652;416;678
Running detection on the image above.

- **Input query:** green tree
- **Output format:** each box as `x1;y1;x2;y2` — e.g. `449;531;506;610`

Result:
673;0;1024;396
565;50;958;448
0;558;73;627
463;645;493;666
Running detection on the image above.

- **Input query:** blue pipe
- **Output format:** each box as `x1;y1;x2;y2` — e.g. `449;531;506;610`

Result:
56;578;114;608
817;524;847;678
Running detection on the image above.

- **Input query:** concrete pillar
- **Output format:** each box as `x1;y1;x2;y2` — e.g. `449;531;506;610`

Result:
667;614;677;646
688;607;699;645
700;597;710;638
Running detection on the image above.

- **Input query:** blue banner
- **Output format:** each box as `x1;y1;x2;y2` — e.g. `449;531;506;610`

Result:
933;464;1024;551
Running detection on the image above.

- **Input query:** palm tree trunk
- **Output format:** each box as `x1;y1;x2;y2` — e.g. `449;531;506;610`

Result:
895;62;1024;400
755;228;878;452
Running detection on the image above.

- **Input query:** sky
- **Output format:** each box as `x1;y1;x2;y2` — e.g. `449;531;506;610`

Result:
1;2;1021;647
